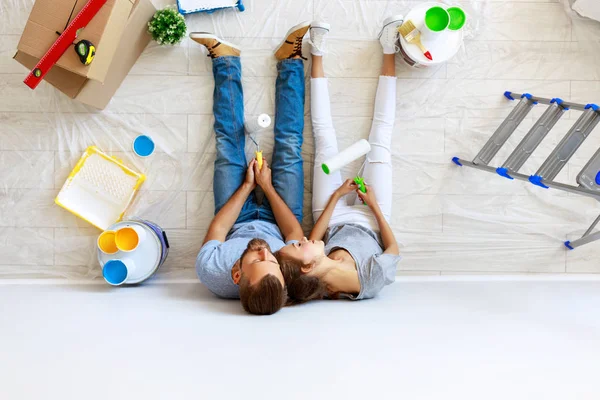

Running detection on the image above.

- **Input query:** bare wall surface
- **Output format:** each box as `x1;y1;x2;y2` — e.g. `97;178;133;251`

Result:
1;279;599;399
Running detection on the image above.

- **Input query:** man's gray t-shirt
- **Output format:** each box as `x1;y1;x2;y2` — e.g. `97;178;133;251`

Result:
324;223;401;300
196;220;292;299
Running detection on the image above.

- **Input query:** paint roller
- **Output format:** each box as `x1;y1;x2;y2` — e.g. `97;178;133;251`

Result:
245;114;271;169
321;139;371;175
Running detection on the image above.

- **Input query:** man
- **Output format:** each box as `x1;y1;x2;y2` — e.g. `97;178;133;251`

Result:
191;22;310;315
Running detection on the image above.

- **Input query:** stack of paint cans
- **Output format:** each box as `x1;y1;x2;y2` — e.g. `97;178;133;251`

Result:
97;218;169;285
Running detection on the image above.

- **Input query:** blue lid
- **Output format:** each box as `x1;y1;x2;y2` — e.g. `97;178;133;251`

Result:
133;135;155;157
451;157;463;166
103;260;128;285
496;167;514;180
529;175;549;189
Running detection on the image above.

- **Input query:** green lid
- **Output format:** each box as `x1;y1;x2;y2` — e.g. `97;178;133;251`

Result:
424;6;450;32
448;7;466;30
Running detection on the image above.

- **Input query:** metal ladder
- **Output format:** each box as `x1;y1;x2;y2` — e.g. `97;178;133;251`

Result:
452;91;600;250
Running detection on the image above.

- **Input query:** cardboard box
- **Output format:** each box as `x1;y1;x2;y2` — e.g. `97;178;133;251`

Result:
13;0;156;109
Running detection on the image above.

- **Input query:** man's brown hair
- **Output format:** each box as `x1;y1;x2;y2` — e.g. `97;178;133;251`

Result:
238;238;287;315
239;274;287;315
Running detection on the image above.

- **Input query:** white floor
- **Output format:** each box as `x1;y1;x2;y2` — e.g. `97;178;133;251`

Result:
2;0;600;281
1;278;600;399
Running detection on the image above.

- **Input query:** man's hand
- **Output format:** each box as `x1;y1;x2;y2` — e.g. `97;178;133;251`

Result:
335;178;358;197
254;158;273;190
357;185;379;211
245;159;257;191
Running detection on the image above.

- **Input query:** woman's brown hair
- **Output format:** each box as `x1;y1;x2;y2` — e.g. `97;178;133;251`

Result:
274;251;328;304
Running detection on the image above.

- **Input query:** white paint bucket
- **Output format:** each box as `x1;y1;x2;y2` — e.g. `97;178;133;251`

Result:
398;2;464;69
98;219;169;285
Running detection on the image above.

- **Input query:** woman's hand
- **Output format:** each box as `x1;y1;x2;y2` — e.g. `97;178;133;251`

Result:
254;158;273;190
357;185;379;211
244;159;257;191
335;179;358;197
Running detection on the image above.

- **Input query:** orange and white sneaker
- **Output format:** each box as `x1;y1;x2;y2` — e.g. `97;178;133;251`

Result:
274;21;311;60
189;32;241;58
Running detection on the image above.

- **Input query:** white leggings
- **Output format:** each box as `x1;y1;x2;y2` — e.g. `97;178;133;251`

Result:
311;76;396;232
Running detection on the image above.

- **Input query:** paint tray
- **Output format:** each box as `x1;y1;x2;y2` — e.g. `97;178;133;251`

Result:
55;146;146;230
177;0;244;15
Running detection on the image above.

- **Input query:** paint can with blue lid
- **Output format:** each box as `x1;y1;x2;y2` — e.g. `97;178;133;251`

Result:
133;135;155;157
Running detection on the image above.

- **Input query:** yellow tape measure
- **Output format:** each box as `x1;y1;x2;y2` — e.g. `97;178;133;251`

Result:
75;40;96;66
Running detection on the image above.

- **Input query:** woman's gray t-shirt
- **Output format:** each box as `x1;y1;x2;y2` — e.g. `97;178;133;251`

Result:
324;223;401;300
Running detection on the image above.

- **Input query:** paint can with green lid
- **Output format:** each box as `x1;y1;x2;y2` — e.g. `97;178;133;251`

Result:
447;6;466;30
422;6;450;39
398;2;465;68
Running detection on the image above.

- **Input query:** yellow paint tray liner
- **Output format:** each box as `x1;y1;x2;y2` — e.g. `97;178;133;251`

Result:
55;146;146;230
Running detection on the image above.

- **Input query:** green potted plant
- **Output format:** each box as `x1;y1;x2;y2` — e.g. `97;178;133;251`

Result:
147;5;187;45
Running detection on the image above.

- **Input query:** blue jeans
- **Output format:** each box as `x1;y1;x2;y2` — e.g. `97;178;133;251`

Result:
211;56;304;225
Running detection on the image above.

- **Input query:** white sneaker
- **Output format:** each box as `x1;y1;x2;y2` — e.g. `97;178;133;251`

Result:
309;21;330;56
378;14;404;54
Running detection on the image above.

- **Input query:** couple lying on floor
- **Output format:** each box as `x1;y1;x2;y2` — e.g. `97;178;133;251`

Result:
193;17;404;315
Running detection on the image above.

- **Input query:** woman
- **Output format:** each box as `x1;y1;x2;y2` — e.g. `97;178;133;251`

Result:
276;16;404;302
